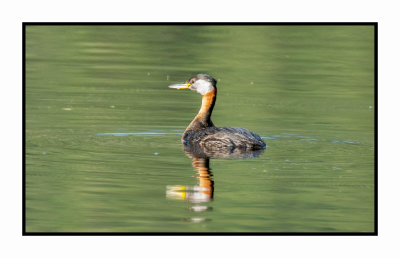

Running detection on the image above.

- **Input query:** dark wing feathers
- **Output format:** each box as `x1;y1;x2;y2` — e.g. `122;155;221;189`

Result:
183;127;266;150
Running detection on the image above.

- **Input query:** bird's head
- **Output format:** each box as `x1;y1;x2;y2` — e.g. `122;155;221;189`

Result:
168;74;217;95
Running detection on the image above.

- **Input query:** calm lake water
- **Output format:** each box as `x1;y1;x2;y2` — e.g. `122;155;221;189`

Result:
25;25;375;233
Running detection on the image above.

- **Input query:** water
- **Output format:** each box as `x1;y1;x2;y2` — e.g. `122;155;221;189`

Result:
25;25;375;233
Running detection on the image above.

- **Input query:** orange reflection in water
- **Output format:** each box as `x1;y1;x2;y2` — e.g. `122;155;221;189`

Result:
166;142;265;222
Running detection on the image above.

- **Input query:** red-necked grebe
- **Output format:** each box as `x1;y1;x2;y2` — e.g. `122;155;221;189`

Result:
169;74;266;150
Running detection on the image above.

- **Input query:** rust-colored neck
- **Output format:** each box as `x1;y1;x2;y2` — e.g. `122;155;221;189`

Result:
184;89;217;134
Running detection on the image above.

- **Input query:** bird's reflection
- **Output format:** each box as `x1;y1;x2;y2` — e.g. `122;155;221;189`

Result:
166;142;265;222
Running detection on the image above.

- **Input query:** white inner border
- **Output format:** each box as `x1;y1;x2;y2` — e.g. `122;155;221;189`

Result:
2;1;398;257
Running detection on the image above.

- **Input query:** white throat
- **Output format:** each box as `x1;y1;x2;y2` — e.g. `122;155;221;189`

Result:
195;79;214;95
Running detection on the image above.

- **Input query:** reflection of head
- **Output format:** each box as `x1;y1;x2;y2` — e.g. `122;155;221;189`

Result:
166;185;213;203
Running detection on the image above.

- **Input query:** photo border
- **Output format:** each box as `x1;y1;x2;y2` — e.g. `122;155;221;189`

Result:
22;22;378;236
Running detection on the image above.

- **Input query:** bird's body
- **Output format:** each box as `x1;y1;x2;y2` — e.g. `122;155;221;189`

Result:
183;126;265;150
169;74;266;150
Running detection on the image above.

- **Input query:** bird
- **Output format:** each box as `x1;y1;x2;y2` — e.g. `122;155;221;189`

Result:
169;74;266;150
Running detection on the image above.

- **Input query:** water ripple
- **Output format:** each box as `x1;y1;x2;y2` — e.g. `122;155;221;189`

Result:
97;131;361;145
96;131;183;136
260;133;361;145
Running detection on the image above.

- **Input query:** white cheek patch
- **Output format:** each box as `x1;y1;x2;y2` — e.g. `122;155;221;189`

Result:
195;79;213;95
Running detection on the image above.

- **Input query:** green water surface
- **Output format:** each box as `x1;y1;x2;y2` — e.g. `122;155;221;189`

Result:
25;25;375;233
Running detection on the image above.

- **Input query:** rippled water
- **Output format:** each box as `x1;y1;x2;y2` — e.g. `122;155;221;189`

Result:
25;25;375;233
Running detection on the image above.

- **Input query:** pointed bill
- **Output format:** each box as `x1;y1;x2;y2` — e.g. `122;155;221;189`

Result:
168;83;190;89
